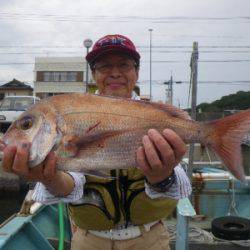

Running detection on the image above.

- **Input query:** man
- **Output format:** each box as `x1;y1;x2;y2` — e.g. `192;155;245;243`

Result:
2;34;191;250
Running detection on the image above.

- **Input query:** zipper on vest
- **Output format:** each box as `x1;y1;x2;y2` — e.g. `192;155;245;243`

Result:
125;188;144;222
110;170;121;224
119;170;128;226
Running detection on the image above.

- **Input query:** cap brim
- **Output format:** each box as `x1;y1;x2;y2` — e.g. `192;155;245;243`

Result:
86;45;140;64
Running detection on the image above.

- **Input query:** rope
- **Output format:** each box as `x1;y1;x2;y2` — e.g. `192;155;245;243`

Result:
213;236;250;247
227;177;239;216
166;223;214;243
166;222;250;247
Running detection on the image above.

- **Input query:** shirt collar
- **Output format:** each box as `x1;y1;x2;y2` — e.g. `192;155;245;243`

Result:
94;90;140;100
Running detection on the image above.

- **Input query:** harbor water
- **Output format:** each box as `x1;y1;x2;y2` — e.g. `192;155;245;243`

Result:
0;191;26;224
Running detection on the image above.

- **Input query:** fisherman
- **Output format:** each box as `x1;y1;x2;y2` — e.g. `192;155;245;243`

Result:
2;34;191;250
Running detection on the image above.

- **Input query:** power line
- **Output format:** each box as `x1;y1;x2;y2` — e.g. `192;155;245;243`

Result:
138;80;250;85
143;59;250;63
2;50;250;55
139;45;250;49
139;50;250;54
0;62;33;65
1;59;250;66
0;51;82;54
0;12;250;23
0;79;249;86
0;45;81;48
1;45;250;49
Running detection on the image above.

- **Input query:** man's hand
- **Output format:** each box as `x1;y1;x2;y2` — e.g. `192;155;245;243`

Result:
2;140;74;196
136;129;186;184
2;141;57;184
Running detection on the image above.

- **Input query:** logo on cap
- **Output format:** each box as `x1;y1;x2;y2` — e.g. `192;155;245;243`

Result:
86;34;140;64
97;35;127;47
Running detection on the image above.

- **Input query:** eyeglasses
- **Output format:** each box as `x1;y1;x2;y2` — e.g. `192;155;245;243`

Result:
93;61;137;73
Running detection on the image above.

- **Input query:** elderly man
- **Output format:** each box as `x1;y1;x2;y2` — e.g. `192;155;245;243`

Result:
2;34;191;250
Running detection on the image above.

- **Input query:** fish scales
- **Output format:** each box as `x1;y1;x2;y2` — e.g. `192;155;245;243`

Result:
1;93;250;181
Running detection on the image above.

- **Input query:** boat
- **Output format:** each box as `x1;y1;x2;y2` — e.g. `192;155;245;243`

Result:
1;162;250;250
0;202;71;250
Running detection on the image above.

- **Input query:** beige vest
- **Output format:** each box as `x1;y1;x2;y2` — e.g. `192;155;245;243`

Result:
69;168;177;230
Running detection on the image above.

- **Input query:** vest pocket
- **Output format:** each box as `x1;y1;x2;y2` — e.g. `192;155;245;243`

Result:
69;187;116;230
127;188;178;225
69;203;115;230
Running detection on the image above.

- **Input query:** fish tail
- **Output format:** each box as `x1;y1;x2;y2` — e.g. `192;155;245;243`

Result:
205;109;250;182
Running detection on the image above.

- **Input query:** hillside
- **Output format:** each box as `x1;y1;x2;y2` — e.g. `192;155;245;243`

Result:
197;91;250;112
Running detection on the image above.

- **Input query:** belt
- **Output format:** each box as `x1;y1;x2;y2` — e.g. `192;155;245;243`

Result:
88;220;160;240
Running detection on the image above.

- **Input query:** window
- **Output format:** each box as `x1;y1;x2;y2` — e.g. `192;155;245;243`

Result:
43;72;79;82
44;72;52;82
60;72;67;81
54;72;60;82
13;98;34;111
0;98;12;111
0;97;35;111
67;72;77;81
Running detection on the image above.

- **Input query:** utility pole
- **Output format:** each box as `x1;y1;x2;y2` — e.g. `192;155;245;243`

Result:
164;73;181;105
177;41;198;250
169;74;173;104
165;74;173;104
188;42;199;179
149;29;153;100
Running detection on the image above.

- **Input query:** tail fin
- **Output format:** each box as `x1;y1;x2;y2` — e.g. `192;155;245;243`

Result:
206;109;250;182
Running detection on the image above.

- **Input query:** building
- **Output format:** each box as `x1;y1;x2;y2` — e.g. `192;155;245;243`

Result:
0;79;33;100
34;57;96;99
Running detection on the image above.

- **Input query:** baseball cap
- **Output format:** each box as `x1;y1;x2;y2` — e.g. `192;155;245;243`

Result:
86;34;140;66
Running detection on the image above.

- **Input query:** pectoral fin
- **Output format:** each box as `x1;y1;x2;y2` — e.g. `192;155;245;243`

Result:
62;130;124;156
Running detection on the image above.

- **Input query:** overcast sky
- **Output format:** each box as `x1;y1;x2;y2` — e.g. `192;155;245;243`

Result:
0;0;250;108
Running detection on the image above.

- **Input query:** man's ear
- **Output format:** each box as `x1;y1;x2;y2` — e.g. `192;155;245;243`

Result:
92;70;96;81
135;68;139;81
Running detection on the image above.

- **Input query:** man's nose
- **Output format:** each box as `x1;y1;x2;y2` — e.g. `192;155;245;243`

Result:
109;65;122;77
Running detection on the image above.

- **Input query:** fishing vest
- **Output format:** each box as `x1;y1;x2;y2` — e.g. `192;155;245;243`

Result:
68;168;177;231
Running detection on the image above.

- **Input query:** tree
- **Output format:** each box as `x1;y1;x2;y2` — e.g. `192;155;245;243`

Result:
197;91;250;112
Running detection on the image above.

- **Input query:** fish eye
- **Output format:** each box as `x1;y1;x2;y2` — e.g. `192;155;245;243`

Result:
19;116;33;130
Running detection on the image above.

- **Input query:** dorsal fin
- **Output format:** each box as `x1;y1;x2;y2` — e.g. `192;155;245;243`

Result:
93;93;191;120
146;102;191;120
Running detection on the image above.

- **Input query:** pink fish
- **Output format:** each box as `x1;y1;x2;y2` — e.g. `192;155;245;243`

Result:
1;93;250;181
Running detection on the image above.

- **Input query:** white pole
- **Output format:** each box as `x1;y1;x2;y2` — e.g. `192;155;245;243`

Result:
83;39;93;93
149;29;153;101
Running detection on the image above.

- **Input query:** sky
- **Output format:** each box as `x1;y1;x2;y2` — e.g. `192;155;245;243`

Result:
0;0;250;108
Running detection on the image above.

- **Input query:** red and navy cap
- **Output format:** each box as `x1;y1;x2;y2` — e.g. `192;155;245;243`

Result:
86;34;140;65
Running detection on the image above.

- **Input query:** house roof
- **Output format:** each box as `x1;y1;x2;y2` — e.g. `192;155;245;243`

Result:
0;79;33;90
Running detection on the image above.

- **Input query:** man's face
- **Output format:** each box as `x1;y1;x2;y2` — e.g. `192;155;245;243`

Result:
92;53;139;98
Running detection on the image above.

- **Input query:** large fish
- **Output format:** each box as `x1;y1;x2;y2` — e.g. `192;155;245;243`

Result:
1;93;250;181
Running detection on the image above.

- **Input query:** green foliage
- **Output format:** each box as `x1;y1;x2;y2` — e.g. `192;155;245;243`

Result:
197;91;250;112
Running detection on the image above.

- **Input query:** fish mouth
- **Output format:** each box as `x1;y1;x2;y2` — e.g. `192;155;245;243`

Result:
28;119;62;168
0;140;6;151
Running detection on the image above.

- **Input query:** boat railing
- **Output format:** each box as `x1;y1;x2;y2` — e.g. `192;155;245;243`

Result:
0;198;71;250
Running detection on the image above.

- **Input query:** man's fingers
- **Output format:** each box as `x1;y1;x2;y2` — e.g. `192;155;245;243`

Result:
147;129;175;168
142;135;163;171
136;146;151;175
12;142;30;176
0;140;6;151
43;152;57;181
162;129;187;163
2;145;17;172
